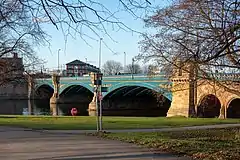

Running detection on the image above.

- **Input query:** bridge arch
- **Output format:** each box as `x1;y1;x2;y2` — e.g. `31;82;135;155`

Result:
103;82;172;101
102;82;172;117
34;84;54;99
197;94;221;118
227;97;240;118
58;83;94;116
59;82;93;95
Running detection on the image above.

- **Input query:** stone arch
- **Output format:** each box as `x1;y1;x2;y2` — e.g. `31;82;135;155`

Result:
197;94;221;118
227;98;240;118
59;82;93;95
58;84;94;116
34;84;54;99
102;83;172;117
103;82;172;101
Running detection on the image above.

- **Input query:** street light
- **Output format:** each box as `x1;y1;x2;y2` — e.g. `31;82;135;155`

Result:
99;38;103;71
92;72;103;132
57;49;61;75
98;38;103;131
124;52;126;72
131;58;135;79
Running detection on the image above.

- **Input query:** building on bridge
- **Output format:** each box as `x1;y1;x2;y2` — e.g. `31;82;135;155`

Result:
66;60;100;77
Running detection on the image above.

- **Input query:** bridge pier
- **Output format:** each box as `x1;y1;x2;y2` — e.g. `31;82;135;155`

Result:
88;100;97;116
218;105;226;119
88;72;98;116
50;74;60;115
167;61;197;117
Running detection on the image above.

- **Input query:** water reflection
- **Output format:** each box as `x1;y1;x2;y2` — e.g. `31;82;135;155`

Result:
0;100;89;116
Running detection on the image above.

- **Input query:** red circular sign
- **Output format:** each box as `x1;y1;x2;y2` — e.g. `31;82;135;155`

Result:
71;108;78;116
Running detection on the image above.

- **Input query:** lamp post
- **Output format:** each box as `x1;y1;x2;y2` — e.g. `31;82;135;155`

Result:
131;58;135;79
93;72;103;132
99;38;103;71
98;38;103;131
124;52;126;72
57;49;61;75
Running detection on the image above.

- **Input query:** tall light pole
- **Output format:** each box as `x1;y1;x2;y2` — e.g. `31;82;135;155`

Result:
57;49;61;74
124;52;126;72
98;38;103;131
99;38;103;71
131;58;135;79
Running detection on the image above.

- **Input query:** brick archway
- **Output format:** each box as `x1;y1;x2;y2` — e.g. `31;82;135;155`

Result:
197;94;221;118
227;98;240;118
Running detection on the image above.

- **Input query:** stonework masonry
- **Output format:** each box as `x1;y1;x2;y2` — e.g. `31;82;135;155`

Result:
0;82;28;99
32;63;240;118
167;61;240;118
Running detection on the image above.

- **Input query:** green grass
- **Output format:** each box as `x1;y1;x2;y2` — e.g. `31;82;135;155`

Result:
0;115;239;130
99;128;240;160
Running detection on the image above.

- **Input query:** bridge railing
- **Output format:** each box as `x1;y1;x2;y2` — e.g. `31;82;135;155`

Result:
35;73;170;81
200;73;240;82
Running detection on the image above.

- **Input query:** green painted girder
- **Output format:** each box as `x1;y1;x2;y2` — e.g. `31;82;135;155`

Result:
35;74;172;100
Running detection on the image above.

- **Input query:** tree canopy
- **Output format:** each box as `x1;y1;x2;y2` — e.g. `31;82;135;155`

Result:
139;0;240;76
0;0;152;84
102;60;123;75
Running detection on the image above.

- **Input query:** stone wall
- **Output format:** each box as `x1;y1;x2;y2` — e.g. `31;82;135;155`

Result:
167;60;240;118
0;82;28;99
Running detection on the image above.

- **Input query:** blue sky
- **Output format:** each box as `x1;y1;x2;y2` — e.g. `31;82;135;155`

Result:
35;0;170;71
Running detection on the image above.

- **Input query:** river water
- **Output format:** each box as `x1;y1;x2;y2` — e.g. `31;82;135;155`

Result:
0;100;89;116
0;100;169;117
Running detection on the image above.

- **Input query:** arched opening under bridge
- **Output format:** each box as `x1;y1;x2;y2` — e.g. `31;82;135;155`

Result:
197;94;221;118
34;85;54;114
102;86;171;117
227;98;240;118
58;85;94;116
35;85;54;99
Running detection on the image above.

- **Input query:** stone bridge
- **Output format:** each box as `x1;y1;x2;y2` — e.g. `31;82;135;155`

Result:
31;67;240;118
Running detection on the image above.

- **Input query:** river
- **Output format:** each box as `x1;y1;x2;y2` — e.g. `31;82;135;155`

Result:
0;100;89;116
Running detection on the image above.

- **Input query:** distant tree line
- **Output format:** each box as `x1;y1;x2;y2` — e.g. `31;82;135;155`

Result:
102;60;159;76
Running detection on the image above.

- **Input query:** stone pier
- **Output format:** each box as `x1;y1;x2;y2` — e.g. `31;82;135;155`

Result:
167;61;197;117
88;72;98;116
50;74;60;104
49;74;60;115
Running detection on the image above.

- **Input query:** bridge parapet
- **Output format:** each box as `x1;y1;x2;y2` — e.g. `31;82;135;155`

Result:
35;73;169;82
200;73;240;81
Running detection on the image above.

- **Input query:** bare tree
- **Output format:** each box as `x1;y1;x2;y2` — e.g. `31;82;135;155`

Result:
139;0;240;93
19;0;152;45
126;64;142;74
0;0;152;88
0;0;152;77
102;60;123;75
0;0;46;85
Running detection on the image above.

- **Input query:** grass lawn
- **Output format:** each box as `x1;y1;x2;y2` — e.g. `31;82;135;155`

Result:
99;127;240;160
0;115;239;130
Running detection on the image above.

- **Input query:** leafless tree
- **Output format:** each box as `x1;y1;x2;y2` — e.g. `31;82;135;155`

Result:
126;64;142;74
139;0;240;94
0;0;152;92
102;60;123;75
19;0;152;45
0;0;47;86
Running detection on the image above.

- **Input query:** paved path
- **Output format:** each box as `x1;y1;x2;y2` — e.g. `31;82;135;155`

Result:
35;123;240;134
0;126;189;160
